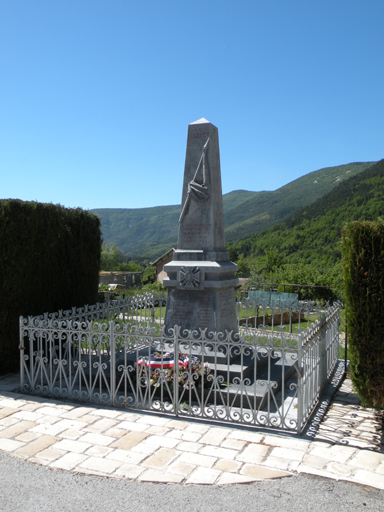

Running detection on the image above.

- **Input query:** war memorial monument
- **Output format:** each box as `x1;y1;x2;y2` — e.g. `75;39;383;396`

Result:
19;120;340;434
163;118;239;335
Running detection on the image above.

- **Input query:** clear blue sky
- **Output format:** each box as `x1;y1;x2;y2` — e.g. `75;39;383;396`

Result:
1;1;383;210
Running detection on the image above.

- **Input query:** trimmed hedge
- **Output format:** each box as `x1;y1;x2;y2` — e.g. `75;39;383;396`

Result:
342;220;384;408
0;200;102;375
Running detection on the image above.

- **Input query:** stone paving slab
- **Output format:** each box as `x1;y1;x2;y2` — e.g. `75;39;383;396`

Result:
0;373;383;488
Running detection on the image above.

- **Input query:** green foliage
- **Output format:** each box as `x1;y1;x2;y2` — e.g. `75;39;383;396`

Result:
245;271;264;291
236;254;250;277
0;200;102;375
142;266;157;285
100;243;142;272
226;242;239;262
141;280;166;292
342;220;384;409
117;261;143;272
100;243;123;270
245;261;342;301
226;243;249;276
269;262;342;301
260;248;285;273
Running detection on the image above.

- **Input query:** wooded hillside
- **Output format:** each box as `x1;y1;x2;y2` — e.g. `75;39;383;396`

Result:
232;159;384;268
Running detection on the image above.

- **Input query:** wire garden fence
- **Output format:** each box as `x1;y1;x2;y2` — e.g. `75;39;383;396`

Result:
19;292;340;434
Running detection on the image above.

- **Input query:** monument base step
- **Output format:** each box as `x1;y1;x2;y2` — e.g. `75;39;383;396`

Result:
114;349;296;409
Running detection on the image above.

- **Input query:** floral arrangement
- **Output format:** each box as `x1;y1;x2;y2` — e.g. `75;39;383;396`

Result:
137;351;211;391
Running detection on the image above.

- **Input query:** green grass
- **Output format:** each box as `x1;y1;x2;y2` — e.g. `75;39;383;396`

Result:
133;307;165;320
338;342;348;359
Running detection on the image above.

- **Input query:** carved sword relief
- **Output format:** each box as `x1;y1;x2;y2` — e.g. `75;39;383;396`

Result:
179;137;211;223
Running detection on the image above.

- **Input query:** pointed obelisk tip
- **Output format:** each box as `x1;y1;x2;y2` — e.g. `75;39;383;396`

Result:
189;118;210;125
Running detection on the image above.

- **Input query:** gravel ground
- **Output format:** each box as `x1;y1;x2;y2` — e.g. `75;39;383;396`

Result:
1;451;383;512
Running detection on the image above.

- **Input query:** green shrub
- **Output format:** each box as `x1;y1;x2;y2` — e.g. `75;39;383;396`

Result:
0;200;102;375
141;281;166;293
245;261;343;302
142;265;156;285
342;220;384;408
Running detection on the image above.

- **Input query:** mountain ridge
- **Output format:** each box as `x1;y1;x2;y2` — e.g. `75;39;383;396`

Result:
91;161;375;260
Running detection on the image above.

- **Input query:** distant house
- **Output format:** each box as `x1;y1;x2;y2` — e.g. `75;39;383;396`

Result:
99;271;142;289
151;248;176;282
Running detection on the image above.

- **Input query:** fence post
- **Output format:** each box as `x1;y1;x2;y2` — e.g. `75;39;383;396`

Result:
320;314;327;384
297;332;303;434
151;291;155;329
173;325;179;417
344;313;348;372
110;321;116;406
19;316;25;391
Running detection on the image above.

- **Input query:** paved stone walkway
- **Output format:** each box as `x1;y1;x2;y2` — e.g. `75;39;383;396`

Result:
0;373;383;488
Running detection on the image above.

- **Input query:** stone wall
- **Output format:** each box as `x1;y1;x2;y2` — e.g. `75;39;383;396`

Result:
99;271;142;288
155;252;174;282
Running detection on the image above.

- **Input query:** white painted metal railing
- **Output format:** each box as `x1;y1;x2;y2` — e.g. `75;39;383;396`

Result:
19;294;340;433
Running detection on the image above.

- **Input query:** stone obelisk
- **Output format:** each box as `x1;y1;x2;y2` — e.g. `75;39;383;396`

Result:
163;118;239;335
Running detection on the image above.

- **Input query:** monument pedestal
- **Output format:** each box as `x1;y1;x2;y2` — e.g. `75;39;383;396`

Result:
163;251;238;334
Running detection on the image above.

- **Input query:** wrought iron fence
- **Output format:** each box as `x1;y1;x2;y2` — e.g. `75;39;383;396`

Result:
19;293;340;434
